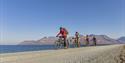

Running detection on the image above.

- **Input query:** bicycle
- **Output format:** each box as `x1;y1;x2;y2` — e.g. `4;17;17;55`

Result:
54;36;64;49
72;37;80;48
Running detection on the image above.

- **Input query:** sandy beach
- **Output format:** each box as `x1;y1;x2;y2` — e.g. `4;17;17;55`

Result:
0;44;125;63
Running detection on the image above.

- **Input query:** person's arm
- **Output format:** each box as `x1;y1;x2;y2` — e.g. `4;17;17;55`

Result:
56;31;61;37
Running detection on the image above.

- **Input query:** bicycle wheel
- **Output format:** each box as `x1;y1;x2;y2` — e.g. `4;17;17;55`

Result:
54;41;59;49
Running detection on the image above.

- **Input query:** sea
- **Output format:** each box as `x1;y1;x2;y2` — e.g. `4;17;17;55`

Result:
0;44;107;54
0;45;55;54
0;45;78;54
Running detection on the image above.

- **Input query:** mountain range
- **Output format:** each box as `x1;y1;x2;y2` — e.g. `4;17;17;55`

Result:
19;35;125;45
117;37;125;43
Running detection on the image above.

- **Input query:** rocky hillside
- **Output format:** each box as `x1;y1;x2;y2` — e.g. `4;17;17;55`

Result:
19;37;58;45
117;37;125;44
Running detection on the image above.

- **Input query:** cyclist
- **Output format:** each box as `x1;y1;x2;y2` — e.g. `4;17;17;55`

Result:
85;35;89;46
92;36;97;46
56;27;68;49
75;32;80;47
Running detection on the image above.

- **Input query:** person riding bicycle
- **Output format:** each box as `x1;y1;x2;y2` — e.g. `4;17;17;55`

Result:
85;35;89;46
92;36;97;46
56;27;68;49
75;32;80;47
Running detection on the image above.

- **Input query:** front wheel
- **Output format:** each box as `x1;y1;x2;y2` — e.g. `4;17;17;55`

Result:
54;41;60;49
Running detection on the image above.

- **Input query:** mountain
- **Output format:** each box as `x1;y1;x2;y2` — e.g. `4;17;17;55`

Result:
117;37;125;43
19;40;41;45
19;35;123;45
19;37;58;45
78;35;120;45
36;37;58;45
88;35;120;44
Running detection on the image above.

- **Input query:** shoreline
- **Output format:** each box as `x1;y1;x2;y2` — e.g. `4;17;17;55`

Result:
0;44;113;54
0;44;125;63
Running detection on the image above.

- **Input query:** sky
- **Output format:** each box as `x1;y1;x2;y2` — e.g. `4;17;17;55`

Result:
0;0;125;45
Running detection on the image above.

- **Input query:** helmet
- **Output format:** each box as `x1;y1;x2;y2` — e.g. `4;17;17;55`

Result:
60;27;63;30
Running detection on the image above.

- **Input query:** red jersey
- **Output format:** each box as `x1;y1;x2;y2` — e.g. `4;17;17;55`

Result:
57;28;67;37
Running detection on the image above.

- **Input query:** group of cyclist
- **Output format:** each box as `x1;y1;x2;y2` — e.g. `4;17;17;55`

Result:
56;27;97;49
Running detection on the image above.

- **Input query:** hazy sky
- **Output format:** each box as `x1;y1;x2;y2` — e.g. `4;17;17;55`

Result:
0;0;125;45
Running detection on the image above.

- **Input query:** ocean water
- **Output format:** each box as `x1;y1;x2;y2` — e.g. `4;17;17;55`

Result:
0;45;54;54
0;44;106;54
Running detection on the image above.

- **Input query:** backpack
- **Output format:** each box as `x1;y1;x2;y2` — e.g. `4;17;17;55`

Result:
63;28;69;35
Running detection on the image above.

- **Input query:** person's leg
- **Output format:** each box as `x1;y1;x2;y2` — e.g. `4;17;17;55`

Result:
88;40;89;46
75;39;77;47
85;39;87;46
95;41;96;46
78;38;80;47
86;40;89;46
86;40;88;46
63;37;67;48
75;38;78;47
67;39;69;48
76;38;79;47
73;39;76;48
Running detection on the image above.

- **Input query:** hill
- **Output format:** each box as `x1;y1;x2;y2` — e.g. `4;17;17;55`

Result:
19;35;123;45
117;37;125;44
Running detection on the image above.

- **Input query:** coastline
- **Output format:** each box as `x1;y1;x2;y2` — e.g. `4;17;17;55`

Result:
0;44;125;63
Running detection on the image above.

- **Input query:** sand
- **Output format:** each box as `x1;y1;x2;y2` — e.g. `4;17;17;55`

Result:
0;44;125;63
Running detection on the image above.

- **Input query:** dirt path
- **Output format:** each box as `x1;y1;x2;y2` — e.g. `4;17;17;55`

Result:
115;45;125;63
0;44;125;63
